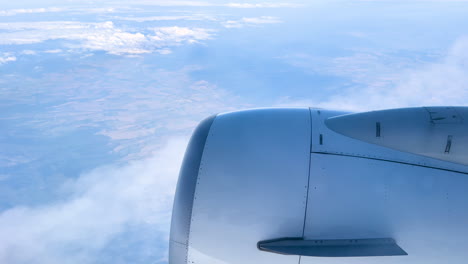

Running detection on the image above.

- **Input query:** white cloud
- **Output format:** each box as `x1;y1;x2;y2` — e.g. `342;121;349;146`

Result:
279;37;468;112
150;26;213;45
21;50;36;55
106;1;299;7
0;137;187;264
113;14;216;22
72;7;138;14
322;39;468;111
157;48;172;54
44;49;63;54
0;6;141;16
0;53;16;65
223;16;282;28
225;2;300;8
0;7;64;16
108;0;213;6
0;21;214;55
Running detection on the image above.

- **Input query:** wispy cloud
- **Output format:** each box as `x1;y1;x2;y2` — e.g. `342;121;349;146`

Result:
279;36;468;111
0;138;186;264
225;2;300;8
223;16;282;28
0;57;247;264
4;64;245;160
151;26;213;44
108;0;213;6
0;7;64;16
21;50;37;55
0;6;142;16
44;49;63;54
0;53;16;65
106;1;299;8
0;21;214;55
113;14;216;22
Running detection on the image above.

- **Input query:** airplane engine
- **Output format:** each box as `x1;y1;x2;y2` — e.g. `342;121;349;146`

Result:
169;107;468;264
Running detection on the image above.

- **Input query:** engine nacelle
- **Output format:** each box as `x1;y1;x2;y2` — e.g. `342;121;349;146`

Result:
169;107;468;264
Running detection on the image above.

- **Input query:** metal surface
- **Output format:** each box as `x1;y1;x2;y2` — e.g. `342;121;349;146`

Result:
187;108;311;264
310;109;468;173
258;237;407;257
301;153;468;264
325;107;468;166
169;107;468;264
169;115;216;264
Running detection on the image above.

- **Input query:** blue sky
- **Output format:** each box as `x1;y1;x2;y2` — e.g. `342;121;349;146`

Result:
1;0;468;263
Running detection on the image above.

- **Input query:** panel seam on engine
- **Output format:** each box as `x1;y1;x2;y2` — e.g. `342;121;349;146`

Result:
301;110;313;234
313;151;468;175
184;114;217;264
298;108;314;264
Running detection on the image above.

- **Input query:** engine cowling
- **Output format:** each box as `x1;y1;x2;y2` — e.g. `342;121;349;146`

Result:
169;107;468;264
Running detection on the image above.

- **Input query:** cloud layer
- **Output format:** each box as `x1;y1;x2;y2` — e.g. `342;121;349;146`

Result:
0;53;16;65
103;1;299;8
278;37;468;111
0;7;64;16
320;37;468;111
0;138;187;264
0;21;214;55
223;16;282;28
